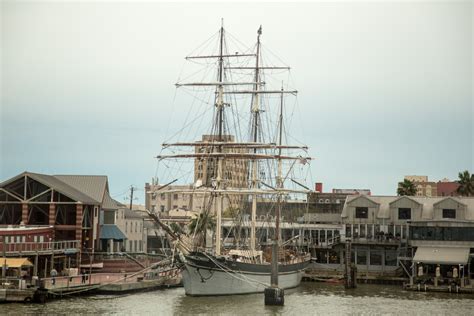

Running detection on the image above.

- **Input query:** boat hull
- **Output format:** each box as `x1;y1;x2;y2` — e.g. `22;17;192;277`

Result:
182;254;309;296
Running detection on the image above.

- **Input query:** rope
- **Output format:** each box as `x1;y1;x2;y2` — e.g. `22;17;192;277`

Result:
200;252;270;288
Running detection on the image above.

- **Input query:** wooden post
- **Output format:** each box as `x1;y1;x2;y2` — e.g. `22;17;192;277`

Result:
34;252;38;277
76;204;83;243
44;258;48;278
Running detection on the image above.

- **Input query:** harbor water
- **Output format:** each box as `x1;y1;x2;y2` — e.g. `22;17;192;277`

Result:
2;283;474;315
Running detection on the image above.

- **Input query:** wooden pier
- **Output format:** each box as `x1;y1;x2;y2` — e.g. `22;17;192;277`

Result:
404;283;474;294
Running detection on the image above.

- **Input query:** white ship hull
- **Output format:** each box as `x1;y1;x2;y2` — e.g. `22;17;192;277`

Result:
181;254;308;296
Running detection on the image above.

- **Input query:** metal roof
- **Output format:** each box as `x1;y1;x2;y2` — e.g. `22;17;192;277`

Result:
54;175;108;204
27;172;97;204
342;195;474;220
102;193;119;210
413;247;470;265
99;224;127;240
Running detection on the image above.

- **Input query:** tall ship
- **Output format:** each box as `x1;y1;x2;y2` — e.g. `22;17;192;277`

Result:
149;22;313;296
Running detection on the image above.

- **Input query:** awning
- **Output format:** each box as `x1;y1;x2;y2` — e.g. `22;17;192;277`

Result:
413;247;470;265
1;258;34;268
99;224;127;241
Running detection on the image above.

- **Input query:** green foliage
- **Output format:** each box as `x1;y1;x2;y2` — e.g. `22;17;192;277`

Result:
456;170;474;196
170;222;184;235
397;179;417;196
188;211;216;234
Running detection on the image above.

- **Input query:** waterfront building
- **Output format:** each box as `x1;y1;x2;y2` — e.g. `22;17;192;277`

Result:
123;208;147;253
307;194;474;282
0;172;127;275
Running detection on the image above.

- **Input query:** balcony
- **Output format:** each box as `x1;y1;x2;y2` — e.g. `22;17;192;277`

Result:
0;240;80;255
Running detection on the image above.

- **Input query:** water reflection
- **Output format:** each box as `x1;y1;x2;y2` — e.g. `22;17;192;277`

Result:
2;283;474;315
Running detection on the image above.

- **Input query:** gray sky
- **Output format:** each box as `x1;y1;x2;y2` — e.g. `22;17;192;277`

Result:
1;1;472;202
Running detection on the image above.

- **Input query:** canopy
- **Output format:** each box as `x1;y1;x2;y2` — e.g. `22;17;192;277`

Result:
413;247;470;265
1;258;34;268
99;224;127;241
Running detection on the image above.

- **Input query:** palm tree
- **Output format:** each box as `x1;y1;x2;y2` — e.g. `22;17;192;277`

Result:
456;170;474;196
170;222;184;235
397;179;417;196
188;211;216;248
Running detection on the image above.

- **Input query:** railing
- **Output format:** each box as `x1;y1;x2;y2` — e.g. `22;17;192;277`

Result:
347;236;404;245
300;235;341;248
0;240;80;254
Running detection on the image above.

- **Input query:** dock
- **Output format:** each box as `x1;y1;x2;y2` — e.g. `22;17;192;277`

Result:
404;283;474;294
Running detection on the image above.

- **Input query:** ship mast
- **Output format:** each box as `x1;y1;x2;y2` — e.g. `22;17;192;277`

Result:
215;19;225;256
271;84;285;287
250;26;262;252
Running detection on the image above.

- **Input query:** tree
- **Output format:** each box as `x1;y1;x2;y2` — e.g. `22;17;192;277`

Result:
456;170;474;196
188;211;216;248
397;179;417;196
170;222;184;235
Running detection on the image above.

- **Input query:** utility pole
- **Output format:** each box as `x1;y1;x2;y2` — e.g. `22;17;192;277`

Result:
129;185;137;210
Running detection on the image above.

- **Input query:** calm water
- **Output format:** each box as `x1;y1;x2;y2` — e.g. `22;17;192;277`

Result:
3;283;474;315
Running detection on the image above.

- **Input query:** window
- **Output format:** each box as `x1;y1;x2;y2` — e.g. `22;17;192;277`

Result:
160;193;165;200
129;241;132;251
125;222;128;233
398;208;411;220
355;207;368;219
443;209;456;219
357;249;367;265
135;222;137;232
39;236;44;243
173;194;178;200
160;205;165;212
370;250;382;265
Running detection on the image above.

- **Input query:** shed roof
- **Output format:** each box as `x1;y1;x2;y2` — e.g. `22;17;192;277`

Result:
27;172;97;204
54;175;108;204
2;258;34;268
99;224;127;240
413;247;470;265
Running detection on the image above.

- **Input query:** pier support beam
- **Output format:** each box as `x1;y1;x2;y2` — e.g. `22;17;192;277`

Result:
264;287;284;306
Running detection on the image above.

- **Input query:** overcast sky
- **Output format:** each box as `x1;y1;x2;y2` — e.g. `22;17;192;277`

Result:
1;1;472;202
